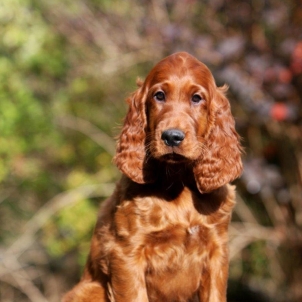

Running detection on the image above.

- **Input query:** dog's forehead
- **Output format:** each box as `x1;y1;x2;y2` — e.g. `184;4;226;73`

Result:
146;52;214;88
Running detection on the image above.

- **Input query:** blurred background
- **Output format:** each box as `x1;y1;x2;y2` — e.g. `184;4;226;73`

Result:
0;0;301;301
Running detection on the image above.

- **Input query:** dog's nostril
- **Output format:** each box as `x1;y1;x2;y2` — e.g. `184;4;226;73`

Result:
161;129;185;147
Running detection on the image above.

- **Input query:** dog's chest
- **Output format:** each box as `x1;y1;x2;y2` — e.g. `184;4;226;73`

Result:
116;191;209;275
114;187;211;300
115;187;208;243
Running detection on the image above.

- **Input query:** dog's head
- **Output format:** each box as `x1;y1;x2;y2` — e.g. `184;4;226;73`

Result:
114;52;242;193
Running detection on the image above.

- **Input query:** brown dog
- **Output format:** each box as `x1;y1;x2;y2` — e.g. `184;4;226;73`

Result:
63;52;243;302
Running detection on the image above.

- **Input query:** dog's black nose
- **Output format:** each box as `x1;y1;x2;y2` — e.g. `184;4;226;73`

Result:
161;129;185;147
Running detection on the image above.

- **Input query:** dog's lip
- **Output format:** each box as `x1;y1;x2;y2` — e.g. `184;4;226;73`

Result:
160;153;189;163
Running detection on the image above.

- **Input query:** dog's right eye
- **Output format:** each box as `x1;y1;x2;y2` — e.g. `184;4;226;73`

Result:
154;91;165;102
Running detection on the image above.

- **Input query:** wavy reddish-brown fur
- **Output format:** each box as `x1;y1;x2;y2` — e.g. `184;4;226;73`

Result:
63;52;243;302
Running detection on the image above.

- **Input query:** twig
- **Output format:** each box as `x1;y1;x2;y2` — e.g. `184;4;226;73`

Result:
234;193;259;224
260;185;286;226
55;115;116;156
1;258;48;302
4;183;114;259
229;222;281;259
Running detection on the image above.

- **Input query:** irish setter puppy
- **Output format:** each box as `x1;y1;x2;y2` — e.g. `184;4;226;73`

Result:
63;52;242;302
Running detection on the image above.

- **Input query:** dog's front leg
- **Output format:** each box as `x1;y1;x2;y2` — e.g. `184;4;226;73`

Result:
109;253;149;302
198;242;229;302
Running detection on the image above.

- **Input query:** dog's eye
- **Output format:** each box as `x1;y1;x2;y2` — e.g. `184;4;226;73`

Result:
154;91;165;102
191;94;203;104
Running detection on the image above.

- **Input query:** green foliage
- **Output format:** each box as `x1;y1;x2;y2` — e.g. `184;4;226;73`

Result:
42;199;96;265
0;0;119;251
0;1;63;213
243;241;270;278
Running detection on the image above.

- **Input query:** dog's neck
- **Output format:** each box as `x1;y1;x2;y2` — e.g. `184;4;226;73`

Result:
149;160;199;198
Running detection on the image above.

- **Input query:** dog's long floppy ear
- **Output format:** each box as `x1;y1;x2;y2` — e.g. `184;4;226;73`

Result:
114;83;154;184
194;85;243;193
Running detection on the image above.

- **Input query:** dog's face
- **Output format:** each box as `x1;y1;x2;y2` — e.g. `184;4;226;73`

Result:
114;52;243;193
144;55;215;163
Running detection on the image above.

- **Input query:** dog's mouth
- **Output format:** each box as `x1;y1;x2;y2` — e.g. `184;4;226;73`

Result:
159;153;189;163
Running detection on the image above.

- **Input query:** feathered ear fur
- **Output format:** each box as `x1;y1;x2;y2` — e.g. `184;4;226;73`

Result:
114;85;154;184
194;86;243;193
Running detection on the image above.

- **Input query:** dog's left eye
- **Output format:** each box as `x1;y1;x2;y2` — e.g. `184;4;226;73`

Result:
191;94;203;103
154;91;165;102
